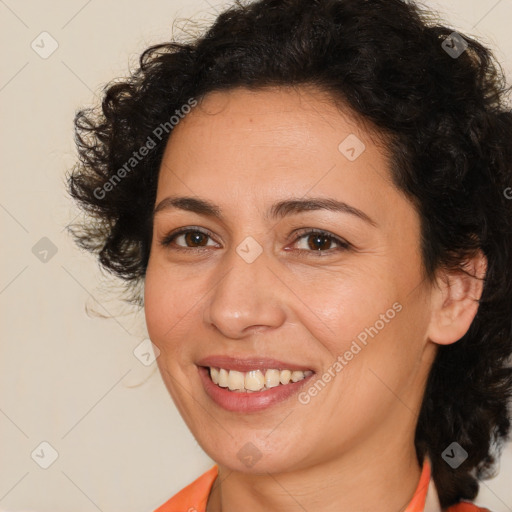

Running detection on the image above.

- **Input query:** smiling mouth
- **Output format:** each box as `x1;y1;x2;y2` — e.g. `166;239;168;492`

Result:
207;367;314;393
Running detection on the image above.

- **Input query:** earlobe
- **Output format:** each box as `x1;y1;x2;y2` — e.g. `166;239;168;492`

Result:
427;250;487;346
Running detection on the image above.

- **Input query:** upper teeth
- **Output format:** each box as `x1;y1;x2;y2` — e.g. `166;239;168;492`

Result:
209;367;313;392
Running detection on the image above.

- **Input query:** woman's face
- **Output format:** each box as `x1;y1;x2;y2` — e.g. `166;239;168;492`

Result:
144;86;438;473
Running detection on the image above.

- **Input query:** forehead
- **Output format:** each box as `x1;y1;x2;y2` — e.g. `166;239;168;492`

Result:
153;86;422;270
156;86;394;201
167;86;373;155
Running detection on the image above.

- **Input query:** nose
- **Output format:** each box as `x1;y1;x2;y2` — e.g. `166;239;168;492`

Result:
203;243;287;339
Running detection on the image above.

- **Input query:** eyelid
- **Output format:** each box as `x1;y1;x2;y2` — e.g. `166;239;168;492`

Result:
158;226;220;249
158;226;351;253
289;228;351;253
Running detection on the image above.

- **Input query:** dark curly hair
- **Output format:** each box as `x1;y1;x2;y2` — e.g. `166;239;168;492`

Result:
66;0;512;506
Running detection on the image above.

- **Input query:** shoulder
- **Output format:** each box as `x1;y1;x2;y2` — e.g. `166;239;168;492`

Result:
152;466;218;512
446;502;492;512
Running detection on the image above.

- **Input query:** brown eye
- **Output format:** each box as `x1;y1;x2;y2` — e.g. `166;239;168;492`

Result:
159;228;218;249
293;229;350;254
183;231;209;247
306;233;333;251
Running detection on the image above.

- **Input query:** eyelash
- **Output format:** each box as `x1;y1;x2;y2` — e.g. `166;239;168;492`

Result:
158;227;351;256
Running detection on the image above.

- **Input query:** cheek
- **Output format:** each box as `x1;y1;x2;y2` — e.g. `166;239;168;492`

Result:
290;266;400;355
293;266;423;411
144;267;169;343
143;260;199;356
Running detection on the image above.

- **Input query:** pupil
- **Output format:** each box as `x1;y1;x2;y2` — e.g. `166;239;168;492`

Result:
309;234;329;251
186;231;207;246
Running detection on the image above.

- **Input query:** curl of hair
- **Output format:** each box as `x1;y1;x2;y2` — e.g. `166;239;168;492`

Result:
66;0;512;505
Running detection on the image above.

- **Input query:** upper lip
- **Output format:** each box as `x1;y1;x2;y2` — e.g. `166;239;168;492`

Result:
197;355;314;372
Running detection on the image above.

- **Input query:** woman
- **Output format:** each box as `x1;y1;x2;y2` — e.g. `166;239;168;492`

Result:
66;0;512;510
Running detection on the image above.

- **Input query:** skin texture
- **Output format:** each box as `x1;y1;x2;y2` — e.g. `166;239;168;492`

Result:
144;86;486;512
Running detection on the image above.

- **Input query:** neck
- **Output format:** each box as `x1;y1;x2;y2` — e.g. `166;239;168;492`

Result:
206;433;423;512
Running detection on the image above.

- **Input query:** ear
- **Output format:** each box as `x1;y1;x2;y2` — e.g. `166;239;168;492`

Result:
427;250;487;346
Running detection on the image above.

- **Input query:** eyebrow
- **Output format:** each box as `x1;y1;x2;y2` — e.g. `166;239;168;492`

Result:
153;195;377;227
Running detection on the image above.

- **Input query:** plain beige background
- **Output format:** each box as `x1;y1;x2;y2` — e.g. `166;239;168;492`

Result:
1;0;511;511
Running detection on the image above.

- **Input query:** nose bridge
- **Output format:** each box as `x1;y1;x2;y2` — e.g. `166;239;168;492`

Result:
204;241;286;337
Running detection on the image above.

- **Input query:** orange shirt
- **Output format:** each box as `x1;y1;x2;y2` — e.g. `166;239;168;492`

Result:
153;458;491;512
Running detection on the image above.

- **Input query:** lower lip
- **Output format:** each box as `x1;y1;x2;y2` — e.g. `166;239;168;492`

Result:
198;366;315;413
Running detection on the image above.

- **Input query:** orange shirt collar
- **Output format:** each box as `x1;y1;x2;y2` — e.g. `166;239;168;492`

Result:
154;456;440;512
